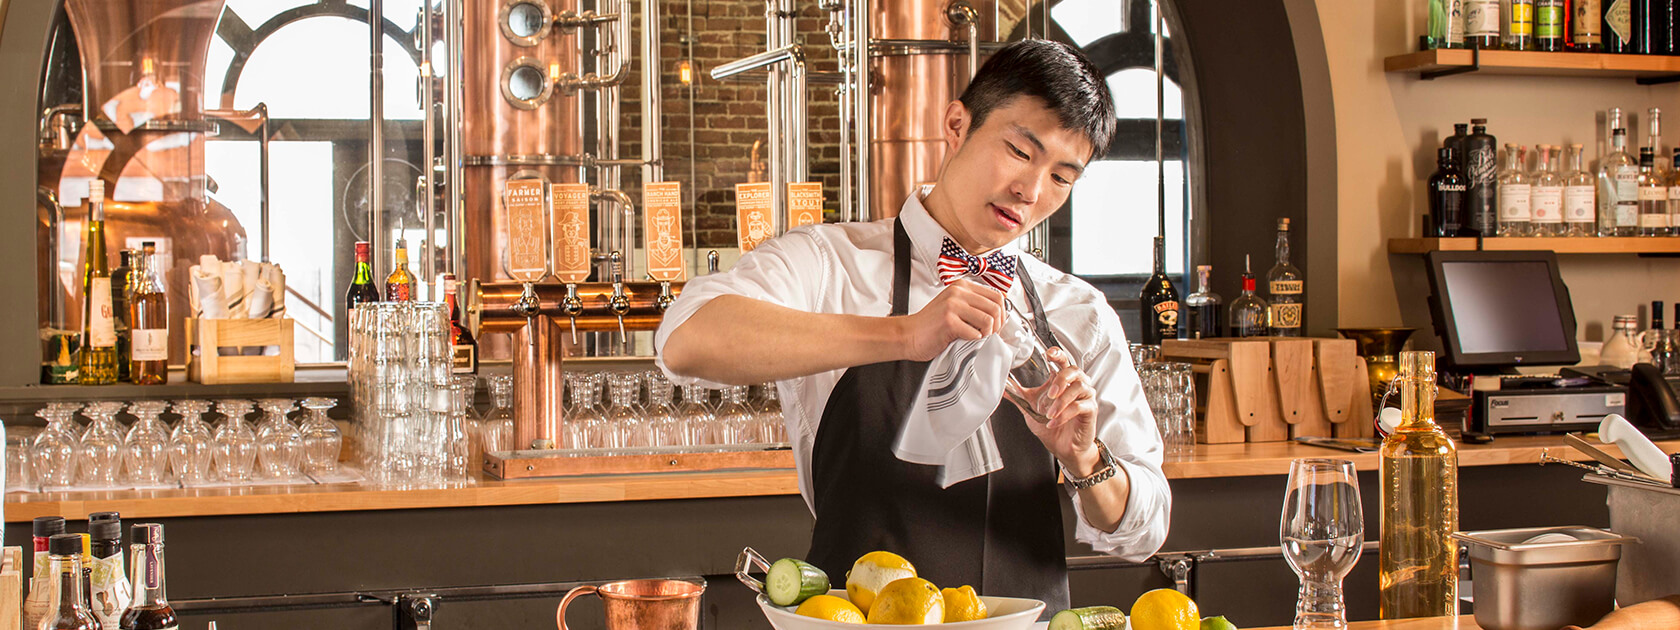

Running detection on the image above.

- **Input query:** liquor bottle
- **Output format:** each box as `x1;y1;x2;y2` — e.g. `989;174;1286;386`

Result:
1565;144;1598;237
1467;0;1503;48
1267;219;1305;337
1573;0;1604;50
42;534;100;630
118;524;178;630
1605;0;1633;52
80;180;118;385
1429;147;1470;237
1655;302;1680;376
129;244;168;385
1668;148;1680;232
1637;148;1671;235
1633;0;1666;53
345;241;379;310
1536;0;1568;48
1497;144;1532;237
1532;145;1566;236
441;273;479;374
1601;127;1639;236
1229;255;1270;338
1465;119;1497;236
1649;108;1666;175
90;517;132;629
384;241;416;302
1139;236;1180;344
26;517;68;629
1505;0;1536;49
1427;0;1467;48
112;250;135;383
79;534;93;613
1443;123;1470;174
1185;265;1224;339
1378;351;1459;620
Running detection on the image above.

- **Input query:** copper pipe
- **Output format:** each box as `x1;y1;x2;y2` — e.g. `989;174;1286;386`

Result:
475;280;682;332
514;314;566;449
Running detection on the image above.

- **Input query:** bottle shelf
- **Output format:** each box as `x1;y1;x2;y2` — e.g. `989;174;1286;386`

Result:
1384;48;1680;83
1388;236;1680;254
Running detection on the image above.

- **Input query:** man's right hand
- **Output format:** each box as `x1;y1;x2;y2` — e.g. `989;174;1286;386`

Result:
897;281;1006;362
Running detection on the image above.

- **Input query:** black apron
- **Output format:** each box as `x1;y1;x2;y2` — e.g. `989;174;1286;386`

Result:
805;218;1070;616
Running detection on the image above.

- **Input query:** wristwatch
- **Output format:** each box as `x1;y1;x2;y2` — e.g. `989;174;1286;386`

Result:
1062;438;1119;491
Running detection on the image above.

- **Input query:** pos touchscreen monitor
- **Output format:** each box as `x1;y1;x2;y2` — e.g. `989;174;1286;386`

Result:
1423;250;1580;370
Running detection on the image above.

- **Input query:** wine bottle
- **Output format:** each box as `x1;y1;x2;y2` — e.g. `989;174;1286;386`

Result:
1266;219;1304;337
80;180;118;385
442;273;479;374
1378;351;1459;620
346;241;379;310
1185;265;1224;339
1430;147;1469;237
129;243;168;385
1139;236;1180;345
1464;119;1497;237
1229;255;1269;338
1573;0;1604;50
118;524;178;630
384;241;416;302
112;250;135;383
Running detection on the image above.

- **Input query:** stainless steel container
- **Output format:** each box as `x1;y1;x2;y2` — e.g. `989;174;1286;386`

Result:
1452;526;1637;630
1585;475;1680;606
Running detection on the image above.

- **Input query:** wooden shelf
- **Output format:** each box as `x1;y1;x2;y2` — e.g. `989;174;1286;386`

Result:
1385;48;1680;82
1389;236;1680;254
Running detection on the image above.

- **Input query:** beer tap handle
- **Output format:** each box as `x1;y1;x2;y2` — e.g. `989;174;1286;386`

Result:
707;250;720;274
561;283;584;345
656;280;675;313
608;251;631;352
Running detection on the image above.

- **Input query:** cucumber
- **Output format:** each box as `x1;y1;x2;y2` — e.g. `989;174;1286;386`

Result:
1049;606;1129;630
766;557;829;607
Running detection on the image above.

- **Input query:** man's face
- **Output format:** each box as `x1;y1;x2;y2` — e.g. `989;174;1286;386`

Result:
928;96;1094;253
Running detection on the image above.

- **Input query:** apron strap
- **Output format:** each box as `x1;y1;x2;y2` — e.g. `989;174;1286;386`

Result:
892;218;913;316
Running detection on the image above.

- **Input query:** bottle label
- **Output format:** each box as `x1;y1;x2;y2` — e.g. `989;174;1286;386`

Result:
1269;280;1303;295
1606;0;1631;44
1507;1;1533;37
1617;202;1639;227
89;277;116;347
132;329;168;361
144;545;161;589
1152;301;1180;336
1574;0;1602;43
386;282;412;302
1565;186;1595;223
1466;0;1501;36
91;552;131;627
1468;147;1498;186
1669;185;1680;201
1269;303;1303;329
1531;185;1563;223
1641;213;1671;228
1446;0;1466;43
1499;183;1532;221
1640;186;1668;202
1535;1;1563;38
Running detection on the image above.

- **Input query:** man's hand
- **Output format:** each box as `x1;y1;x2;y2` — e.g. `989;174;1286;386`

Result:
1017;346;1102;475
897;281;1006;362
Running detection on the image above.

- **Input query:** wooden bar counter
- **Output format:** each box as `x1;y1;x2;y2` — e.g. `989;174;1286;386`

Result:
5;434;1664;522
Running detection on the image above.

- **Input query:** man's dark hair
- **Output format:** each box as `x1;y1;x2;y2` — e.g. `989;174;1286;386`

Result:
957;39;1116;160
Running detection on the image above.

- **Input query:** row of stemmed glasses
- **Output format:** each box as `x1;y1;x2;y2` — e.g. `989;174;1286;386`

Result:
555;371;786;453
21;398;340;491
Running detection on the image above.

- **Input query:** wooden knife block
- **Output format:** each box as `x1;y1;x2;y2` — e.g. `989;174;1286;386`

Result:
1161;338;1374;443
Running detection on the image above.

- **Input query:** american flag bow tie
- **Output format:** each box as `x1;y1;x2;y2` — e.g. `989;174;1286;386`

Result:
937;237;1016;292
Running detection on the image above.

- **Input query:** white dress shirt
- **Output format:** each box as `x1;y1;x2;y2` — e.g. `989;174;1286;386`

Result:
653;192;1172;562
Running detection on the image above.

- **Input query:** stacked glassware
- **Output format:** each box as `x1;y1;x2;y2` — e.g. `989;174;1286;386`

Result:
348;301;459;486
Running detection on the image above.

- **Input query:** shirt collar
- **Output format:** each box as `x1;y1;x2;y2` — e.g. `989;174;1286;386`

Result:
898;186;1023;280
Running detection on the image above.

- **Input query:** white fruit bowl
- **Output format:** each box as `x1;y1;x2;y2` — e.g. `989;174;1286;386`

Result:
756;589;1045;630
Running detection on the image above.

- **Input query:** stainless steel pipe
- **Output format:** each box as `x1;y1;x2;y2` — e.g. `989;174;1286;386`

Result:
370;0;387;281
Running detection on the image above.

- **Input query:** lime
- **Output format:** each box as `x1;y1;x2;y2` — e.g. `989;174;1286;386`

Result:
1200;616;1238;630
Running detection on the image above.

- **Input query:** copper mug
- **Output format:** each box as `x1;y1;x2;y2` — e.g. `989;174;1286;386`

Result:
556;578;705;630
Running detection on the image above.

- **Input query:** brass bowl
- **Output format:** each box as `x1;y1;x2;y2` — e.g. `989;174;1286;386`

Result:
1336;327;1418;407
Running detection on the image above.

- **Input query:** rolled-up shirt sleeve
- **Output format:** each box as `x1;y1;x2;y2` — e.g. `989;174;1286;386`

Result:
1066;306;1171;562
653;229;827;387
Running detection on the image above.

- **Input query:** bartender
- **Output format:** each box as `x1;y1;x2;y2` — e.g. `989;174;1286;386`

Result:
656;39;1170;611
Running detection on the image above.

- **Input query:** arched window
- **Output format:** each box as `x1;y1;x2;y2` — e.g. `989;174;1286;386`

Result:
1044;0;1199;338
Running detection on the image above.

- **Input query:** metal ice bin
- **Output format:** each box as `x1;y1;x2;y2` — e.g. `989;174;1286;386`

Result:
1452;526;1636;630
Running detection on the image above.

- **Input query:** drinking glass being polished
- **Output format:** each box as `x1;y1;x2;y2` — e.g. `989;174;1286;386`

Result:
1281;458;1364;630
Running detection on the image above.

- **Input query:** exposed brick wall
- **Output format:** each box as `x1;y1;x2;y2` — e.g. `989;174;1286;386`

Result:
618;0;845;250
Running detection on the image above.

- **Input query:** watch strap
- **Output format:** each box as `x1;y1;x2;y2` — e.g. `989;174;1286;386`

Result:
1063;439;1118;491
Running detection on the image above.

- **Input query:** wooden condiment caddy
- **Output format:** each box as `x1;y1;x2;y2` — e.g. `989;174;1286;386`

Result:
185;318;296;384
1162;337;1374;444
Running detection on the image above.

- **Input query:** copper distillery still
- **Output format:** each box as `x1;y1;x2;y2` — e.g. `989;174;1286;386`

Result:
37;0;246;367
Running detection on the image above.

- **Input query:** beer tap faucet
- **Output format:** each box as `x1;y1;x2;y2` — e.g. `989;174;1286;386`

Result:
608;251;631;350
560;283;585;344
656;281;675;313
707;250;720;275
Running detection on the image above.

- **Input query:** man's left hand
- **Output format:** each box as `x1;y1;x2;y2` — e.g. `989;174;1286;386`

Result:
1016;346;1102;476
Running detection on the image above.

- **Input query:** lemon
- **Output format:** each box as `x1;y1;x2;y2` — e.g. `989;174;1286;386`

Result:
1130;589;1199;630
846;551;917;613
867;577;944;625
796;594;866;623
941;585;988;622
